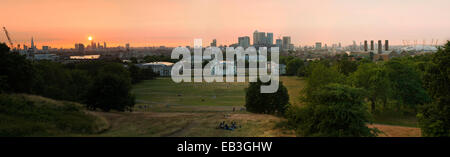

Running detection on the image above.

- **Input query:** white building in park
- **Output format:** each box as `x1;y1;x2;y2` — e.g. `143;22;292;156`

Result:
210;61;236;76
138;62;174;76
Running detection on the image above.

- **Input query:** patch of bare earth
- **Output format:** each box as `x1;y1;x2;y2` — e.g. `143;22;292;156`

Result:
369;124;421;137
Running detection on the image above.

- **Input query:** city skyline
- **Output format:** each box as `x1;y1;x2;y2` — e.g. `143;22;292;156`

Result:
1;0;450;48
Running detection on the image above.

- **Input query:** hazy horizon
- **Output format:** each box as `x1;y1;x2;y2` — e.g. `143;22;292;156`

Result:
1;0;450;48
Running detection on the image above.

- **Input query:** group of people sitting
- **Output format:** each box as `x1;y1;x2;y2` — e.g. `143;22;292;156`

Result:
218;121;240;131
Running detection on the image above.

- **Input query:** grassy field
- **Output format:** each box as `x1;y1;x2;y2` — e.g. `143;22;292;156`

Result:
1;76;421;137
131;76;306;112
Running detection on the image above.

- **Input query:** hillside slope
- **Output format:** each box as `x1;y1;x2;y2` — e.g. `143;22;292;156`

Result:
0;94;109;136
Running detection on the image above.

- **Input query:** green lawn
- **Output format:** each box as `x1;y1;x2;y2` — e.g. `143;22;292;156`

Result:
131;76;306;112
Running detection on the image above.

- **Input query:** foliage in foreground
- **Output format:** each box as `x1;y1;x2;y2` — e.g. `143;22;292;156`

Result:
418;41;450;137
0;94;108;136
286;84;379;137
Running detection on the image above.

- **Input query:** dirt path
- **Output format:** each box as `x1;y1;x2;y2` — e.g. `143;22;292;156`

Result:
91;111;421;137
369;124;421;137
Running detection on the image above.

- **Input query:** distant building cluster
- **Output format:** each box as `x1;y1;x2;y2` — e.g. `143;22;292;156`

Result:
211;30;294;52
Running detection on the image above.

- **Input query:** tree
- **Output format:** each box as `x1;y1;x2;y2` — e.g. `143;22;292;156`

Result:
302;63;344;100
418;41;450;137
85;73;134;112
32;61;72;100
245;79;290;115
128;64;142;84
0;43;34;93
85;63;135;111
286;58;304;76
336;59;358;76
285;83;379;137
350;63;391;113
385;59;430;110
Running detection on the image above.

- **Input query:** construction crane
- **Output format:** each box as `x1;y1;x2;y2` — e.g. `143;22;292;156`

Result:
2;26;14;48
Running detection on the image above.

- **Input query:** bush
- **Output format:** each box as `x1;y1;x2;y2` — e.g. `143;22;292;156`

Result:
245;79;290;115
286;84;379;137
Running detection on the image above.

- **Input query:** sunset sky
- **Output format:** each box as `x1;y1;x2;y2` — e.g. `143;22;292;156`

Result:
1;0;449;48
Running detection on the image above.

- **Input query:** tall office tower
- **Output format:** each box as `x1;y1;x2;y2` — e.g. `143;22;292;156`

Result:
315;42;322;50
258;32;266;45
253;30;259;45
352;41;357;50
378;40;382;54
282;36;291;50
75;43;85;52
125;43;130;51
339;42;342;48
104;42;107;49
266;33;273;45
276;39;283;50
238;36;250;48
97;42;101;49
370;40;374;51
253;30;267;45
364;40;368;51
385;40;389;51
324;44;328;49
30;37;35;50
91;41;96;49
210;39;217;47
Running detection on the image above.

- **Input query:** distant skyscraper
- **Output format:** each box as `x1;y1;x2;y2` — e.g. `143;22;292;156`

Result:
282;36;291;51
276;39;283;50
97;42;101;49
210;39;217;47
126;43;130;51
75;43;85;52
31;37;35;50
378;40;382;54
253;30;267;45
385;40;389;51
364;40;368;51
238;36;250;48
370;40;374;51
315;42;322;50
339;42;342;48
253;30;259;45
267;33;273;45
91;41;96;49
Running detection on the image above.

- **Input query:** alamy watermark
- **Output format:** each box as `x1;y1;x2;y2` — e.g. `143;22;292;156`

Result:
171;39;279;93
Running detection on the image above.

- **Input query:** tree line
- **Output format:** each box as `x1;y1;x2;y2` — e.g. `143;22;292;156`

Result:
0;43;156;112
246;41;450;137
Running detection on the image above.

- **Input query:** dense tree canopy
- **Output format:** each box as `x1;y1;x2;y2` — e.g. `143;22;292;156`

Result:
0;43;34;93
0;43;138;112
245;79;290;115
385;59;430;109
286;84;379;137
350;63;391;113
302;63;344;100
286;58;304;76
418;41;450;137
